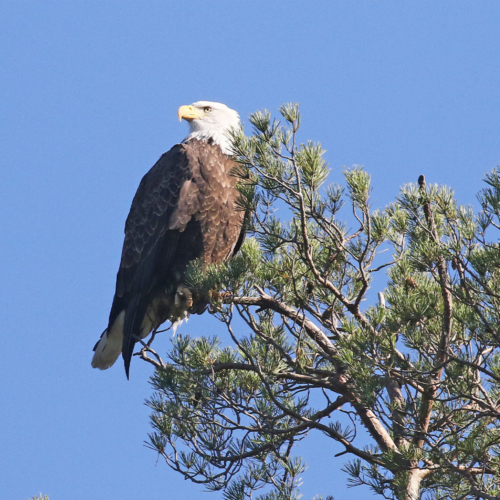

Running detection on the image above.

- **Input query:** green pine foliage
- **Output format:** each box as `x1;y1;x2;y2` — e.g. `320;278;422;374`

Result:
142;104;500;500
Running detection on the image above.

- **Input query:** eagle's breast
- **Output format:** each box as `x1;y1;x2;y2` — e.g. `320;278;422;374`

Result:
182;138;244;264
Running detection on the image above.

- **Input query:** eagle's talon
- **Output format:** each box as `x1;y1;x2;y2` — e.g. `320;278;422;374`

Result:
175;285;193;309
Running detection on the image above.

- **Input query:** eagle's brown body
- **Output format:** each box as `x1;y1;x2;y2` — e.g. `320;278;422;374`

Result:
93;137;244;377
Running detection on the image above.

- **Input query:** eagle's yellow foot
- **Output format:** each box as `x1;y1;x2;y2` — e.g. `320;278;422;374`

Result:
175;285;193;309
209;290;231;302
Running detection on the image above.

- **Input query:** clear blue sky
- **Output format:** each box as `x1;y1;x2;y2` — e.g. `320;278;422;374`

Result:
1;2;499;499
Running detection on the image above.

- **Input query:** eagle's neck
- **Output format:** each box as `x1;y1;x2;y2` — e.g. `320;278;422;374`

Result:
183;129;233;155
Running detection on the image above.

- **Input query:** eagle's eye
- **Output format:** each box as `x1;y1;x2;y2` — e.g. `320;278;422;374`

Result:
204;107;212;113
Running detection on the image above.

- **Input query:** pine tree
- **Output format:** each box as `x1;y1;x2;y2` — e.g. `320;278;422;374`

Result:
141;104;500;500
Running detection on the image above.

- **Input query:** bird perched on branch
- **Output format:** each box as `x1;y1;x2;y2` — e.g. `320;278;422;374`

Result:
92;101;245;378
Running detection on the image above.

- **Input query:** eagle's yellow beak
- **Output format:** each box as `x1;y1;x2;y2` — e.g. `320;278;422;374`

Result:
178;105;204;122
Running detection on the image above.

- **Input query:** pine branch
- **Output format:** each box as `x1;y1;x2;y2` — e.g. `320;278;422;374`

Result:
414;174;454;449
230;290;399;453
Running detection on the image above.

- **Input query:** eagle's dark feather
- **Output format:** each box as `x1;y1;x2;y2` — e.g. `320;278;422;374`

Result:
99;137;244;377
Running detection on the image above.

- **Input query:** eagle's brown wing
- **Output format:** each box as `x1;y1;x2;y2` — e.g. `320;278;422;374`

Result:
115;144;196;299
107;143;200;376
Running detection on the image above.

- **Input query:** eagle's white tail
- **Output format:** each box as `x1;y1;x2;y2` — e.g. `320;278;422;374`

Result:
91;311;125;370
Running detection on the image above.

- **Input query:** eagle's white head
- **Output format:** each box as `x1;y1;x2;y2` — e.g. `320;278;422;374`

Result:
178;101;240;155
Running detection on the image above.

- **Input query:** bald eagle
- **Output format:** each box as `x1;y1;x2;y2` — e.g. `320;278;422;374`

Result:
92;101;244;378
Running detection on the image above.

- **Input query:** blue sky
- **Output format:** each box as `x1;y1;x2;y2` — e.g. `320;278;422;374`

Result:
1;2;499;499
